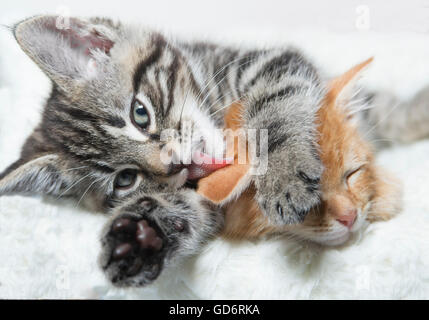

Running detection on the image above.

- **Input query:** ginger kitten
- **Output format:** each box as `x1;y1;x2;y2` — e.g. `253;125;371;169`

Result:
198;59;403;245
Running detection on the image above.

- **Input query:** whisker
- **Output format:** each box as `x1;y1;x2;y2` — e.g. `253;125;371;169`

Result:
210;95;246;116
75;175;106;208
179;84;192;125
180;56;257;125
60;166;89;173
198;58;256;111
362;101;402;139
194;55;249;103
204;88;236;113
179;58;205;124
368;138;395;144
56;172;92;199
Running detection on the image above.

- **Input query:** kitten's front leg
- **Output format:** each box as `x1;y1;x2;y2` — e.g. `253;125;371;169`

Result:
243;85;324;225
99;190;222;287
184;46;325;224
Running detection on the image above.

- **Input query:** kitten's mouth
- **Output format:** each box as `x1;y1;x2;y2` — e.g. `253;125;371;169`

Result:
311;212;369;246
169;152;233;188
185;152;233;180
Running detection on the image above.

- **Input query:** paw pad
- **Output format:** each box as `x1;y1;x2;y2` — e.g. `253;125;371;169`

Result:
109;217;164;271
136;220;163;250
112;243;133;260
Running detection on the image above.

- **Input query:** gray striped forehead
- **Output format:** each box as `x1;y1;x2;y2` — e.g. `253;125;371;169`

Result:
130;38;201;128
35;29;215;193
37;34;187;169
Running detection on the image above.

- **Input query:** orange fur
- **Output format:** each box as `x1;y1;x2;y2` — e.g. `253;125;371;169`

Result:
197;59;402;241
197;102;250;203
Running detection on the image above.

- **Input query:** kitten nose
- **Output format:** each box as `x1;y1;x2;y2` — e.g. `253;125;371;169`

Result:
336;209;357;229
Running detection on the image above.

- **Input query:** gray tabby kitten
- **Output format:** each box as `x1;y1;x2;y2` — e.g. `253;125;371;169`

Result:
0;15;324;286
1;15;428;287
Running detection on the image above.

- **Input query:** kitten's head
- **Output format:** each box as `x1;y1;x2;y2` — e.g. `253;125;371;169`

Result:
290;58;402;245
0;15;224;209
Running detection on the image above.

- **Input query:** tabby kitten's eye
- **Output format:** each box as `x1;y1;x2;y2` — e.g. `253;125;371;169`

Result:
114;169;137;189
131;99;150;130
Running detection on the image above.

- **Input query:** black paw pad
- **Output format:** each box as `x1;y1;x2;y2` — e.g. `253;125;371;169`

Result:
112;218;137;234
136;220;163;251
102;206;176;286
112;243;133;260
108;217;164;280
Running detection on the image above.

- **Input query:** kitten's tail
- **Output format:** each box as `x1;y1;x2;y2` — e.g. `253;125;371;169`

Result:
359;86;429;148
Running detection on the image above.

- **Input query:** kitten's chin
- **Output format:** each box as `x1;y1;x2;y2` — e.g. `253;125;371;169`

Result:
310;217;369;247
314;232;351;246
289;227;351;247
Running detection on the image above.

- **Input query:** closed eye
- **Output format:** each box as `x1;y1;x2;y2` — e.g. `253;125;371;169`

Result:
344;165;365;186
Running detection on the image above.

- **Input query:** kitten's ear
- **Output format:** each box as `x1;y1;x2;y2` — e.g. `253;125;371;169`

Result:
13;15;117;89
0;154;74;197
327;57;373;108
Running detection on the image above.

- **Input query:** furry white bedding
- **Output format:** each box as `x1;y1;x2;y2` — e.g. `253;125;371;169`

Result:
0;11;429;299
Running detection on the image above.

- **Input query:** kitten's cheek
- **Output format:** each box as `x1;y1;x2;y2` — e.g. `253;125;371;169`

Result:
145;150;172;175
351;208;369;232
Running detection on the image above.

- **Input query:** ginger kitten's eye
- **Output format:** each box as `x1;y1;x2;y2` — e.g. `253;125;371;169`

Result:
345;166;364;186
131;99;150;130
114;169;138;189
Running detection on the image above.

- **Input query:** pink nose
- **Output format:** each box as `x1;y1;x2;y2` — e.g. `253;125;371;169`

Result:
336;209;357;229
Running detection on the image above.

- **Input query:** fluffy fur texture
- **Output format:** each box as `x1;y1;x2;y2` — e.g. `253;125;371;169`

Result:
0;15;329;286
199;59;403;245
1;15;429;298
1;15;325;227
99;190;222;287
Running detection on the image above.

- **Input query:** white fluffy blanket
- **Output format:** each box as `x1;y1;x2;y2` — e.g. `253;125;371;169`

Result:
1;10;429;299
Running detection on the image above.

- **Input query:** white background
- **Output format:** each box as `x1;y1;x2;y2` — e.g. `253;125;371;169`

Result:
2;0;429;34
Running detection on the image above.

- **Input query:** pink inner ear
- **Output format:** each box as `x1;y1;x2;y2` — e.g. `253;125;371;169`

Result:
44;18;114;56
67;28;114;56
84;31;114;55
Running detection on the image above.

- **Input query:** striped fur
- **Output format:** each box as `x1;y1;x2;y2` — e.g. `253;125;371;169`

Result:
0;15;325;286
1;15;325;221
3;15;429;287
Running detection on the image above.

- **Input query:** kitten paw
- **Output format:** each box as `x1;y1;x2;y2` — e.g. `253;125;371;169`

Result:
99;191;222;287
255;155;322;225
99;198;187;287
